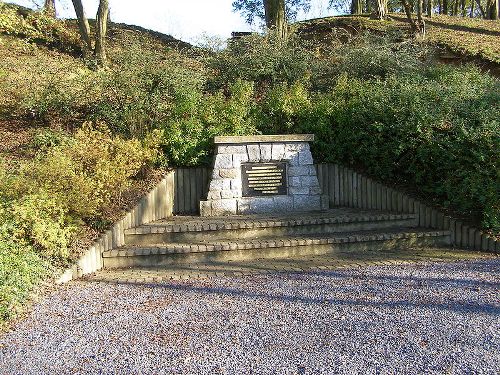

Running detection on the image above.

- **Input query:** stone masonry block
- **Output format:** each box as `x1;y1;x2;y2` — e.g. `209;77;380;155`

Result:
289;186;309;195
309;186;322;195
298;150;314;165
271;144;285;160
219;168;239;179
214;154;233;169
230;178;242;191
247;144;260;162
300;175;320;187
259;144;272;162
238;197;275;214
209;179;230;191
217;145;246;154
207;191;221;200
289;176;301;187
294;195;321;211
233;153;249;167
211;199;237;216
273;196;294;211
221;190;237;199
200;201;212;216
288;165;313;177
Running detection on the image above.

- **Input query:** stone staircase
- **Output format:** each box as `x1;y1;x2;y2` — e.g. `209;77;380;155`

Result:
101;208;451;269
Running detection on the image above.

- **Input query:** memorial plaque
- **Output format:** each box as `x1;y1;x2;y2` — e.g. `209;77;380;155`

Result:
241;162;287;197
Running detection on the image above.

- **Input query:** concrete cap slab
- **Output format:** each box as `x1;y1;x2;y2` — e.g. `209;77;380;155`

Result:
214;134;314;144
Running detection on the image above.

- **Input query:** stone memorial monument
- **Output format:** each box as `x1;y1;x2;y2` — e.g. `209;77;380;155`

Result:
200;134;329;216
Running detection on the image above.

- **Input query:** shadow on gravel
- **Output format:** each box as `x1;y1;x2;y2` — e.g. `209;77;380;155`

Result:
105;270;500;317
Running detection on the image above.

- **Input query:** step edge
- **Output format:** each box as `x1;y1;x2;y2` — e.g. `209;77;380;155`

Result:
104;230;451;258
124;214;419;235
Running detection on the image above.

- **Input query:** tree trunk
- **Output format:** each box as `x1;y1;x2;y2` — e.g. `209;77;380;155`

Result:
402;0;425;35
470;0;475;16
71;0;92;53
264;0;287;39
486;0;499;18
461;0;466;16
351;0;364;14
453;0;459;14
428;0;433;16
375;0;388;18
44;0;56;17
443;0;449;13
475;0;486;17
94;0;109;66
417;0;426;35
438;0;442;13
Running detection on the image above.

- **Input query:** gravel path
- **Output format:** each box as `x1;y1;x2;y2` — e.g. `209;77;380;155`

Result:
1;259;499;374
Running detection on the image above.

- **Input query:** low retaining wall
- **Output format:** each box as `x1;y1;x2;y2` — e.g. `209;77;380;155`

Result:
56;172;174;283
56;163;498;283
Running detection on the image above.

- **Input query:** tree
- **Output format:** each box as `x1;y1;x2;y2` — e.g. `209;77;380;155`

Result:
44;0;56;17
486;0;499;18
71;0;110;66
264;0;287;38
374;0;389;19
232;0;311;33
402;0;425;35
350;0;363;13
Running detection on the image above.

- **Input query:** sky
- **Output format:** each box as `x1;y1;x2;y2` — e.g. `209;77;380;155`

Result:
8;0;337;44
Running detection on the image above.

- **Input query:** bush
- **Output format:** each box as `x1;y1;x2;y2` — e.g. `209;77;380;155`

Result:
0;238;48;324
275;66;499;230
18;122;154;219
157;79;258;166
0;2;80;53
207;33;316;90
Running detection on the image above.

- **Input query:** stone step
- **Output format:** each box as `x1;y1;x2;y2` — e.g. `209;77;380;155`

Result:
103;229;451;269
124;209;418;245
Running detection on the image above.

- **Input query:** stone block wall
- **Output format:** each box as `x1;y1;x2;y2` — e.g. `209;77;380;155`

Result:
200;137;329;216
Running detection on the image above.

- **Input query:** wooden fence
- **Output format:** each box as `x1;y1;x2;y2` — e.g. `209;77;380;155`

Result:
171;164;498;253
57;163;498;283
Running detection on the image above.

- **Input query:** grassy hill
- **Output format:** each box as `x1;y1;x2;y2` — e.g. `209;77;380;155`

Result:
298;14;500;72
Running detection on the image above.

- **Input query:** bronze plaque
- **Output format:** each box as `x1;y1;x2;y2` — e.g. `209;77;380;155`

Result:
241;162;287;197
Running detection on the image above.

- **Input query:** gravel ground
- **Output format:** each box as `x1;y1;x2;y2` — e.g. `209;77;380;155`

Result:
1;259;499;375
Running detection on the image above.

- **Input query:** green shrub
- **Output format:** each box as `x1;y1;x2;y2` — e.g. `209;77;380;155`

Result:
157;79;258;166
281;66;499;230
0;2;80;53
10;192;75;258
0;237;48;323
18;122;154;219
207;33;315;90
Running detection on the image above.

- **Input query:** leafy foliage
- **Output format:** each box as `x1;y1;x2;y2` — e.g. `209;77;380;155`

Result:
0;2;80;53
232;0;311;25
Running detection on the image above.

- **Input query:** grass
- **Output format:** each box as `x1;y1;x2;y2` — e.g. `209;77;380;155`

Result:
298;13;500;66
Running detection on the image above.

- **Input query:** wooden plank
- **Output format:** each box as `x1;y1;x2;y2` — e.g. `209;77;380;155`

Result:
316;164;323;191
343;167;349;207
455;221;463;247
333;164;340;206
352;171;358;208
195;168;203;214
473;229;481;251
431;209;438;228
357;174;362;208
461;225;469;249
176;168;185;214
375;182;382;210
365;179;372;210
419;204;426;227
360;176;366;209
328;164;336;207
338;166;344;206
189;168;197;214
